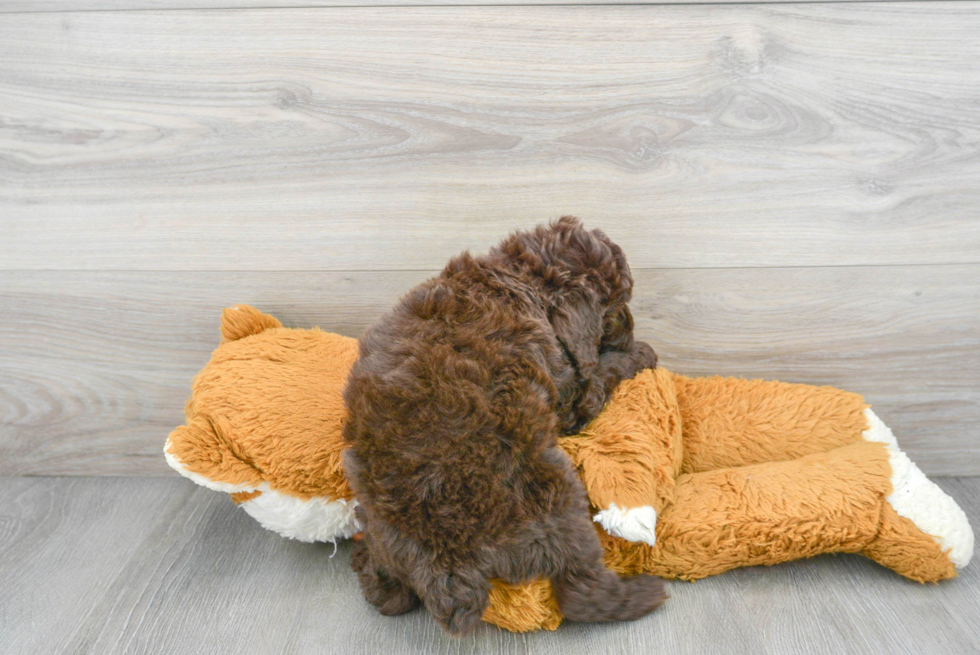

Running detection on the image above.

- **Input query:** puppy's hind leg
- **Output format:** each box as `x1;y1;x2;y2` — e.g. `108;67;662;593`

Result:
350;538;421;616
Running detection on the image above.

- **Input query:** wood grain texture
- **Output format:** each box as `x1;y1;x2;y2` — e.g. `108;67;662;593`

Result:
2;265;977;477
932;478;980;647
0;477;197;654
0;0;887;15
1;475;977;654
2;4;979;270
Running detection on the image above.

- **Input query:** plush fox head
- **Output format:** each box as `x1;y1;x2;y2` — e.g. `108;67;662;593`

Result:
164;305;360;542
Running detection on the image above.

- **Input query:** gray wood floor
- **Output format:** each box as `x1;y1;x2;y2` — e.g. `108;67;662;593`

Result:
1;475;978;655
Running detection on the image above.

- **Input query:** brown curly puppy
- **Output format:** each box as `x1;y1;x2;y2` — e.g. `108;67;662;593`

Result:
342;217;666;635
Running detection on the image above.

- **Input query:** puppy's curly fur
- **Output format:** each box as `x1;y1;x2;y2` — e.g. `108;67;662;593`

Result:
342;217;666;635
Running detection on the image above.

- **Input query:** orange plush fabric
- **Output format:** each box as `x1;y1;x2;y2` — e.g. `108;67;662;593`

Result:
166;306;971;633
673;374;870;473
167;306;356;502
558;367;683;515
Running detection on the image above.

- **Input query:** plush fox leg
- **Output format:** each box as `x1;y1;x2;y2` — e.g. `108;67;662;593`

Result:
600;437;972;583
562;371;875;552
559;367;684;549
672;373;869;473
667;373;973;580
601;441;892;579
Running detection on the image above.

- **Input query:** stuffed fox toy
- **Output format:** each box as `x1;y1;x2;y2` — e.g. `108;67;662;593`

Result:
165;306;974;632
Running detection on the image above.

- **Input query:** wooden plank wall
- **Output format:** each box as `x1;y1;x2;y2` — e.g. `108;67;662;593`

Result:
1;3;978;476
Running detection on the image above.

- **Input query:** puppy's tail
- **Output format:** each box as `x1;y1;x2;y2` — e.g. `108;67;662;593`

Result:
540;446;669;624
553;564;668;623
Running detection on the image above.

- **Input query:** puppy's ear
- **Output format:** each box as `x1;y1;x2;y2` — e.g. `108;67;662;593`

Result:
607;239;633;298
587;231;633;305
550;294;603;381
600;303;636;353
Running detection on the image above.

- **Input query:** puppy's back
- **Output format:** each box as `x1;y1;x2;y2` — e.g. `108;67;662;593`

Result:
343;265;565;561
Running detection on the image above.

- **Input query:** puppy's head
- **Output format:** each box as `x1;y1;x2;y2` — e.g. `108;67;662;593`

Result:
544;215;634;308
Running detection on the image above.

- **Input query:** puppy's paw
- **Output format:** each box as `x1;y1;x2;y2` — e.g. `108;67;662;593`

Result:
442;603;485;636
424;571;490;636
633;341;658;371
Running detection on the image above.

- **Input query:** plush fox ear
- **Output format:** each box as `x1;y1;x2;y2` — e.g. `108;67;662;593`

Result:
220;305;282;342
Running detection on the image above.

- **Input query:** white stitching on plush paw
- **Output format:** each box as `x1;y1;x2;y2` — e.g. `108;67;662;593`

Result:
593;503;658;547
